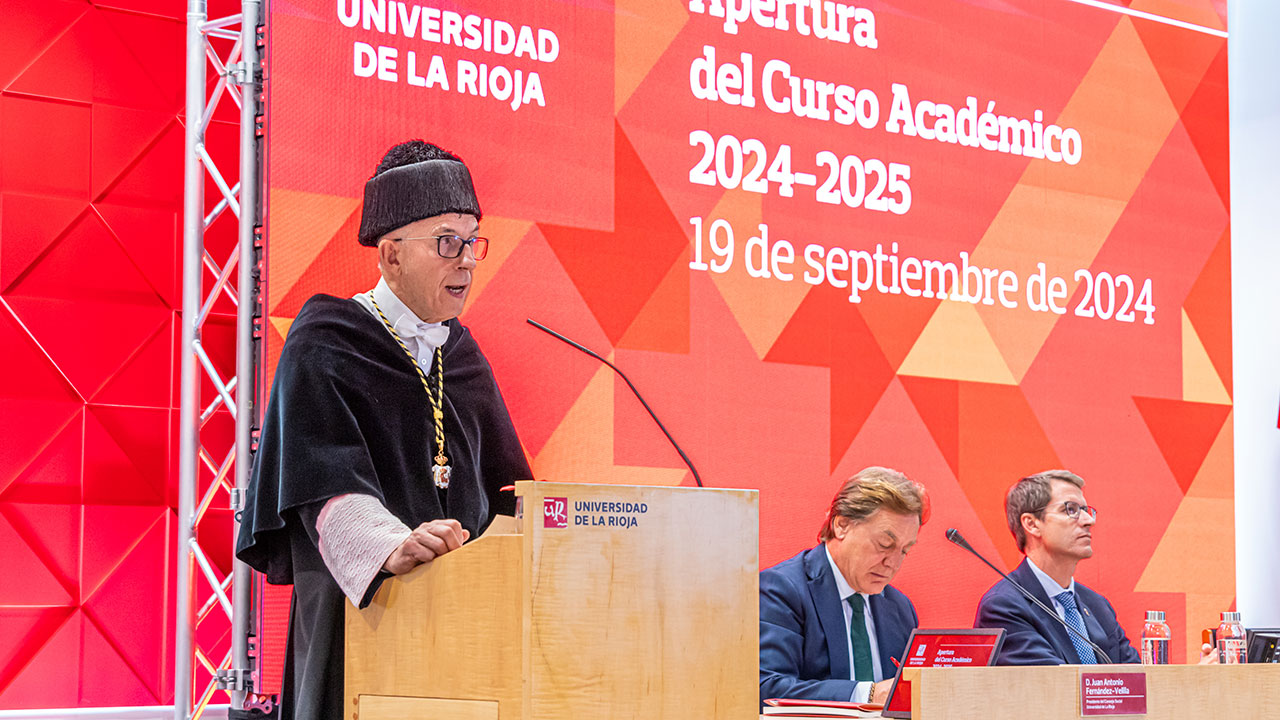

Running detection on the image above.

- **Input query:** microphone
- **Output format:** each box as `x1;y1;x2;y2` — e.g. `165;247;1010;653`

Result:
945;528;1113;664
526;319;703;488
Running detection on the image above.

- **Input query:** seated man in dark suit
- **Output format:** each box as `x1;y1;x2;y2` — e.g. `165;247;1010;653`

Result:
760;467;925;705
975;469;1215;665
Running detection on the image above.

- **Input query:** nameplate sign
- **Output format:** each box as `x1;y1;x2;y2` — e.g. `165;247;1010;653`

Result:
1080;672;1147;716
881;629;1004;718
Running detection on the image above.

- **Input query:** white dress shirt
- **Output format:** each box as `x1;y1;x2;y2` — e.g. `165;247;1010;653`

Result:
350;277;449;373
824;546;884;702
1024;556;1077;622
316;278;450;605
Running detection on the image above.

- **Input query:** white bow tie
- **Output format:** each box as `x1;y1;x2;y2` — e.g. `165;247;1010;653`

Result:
393;317;450;349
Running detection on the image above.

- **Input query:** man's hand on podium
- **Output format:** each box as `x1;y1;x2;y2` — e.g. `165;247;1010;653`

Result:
382;518;471;575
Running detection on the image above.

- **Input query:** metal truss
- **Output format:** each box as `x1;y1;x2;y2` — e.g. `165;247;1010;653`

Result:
176;3;265;720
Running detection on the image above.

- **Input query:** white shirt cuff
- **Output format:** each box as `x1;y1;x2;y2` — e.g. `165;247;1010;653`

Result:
317;493;411;605
852;681;872;703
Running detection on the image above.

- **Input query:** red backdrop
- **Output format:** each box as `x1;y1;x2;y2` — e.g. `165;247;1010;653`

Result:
0;0;1235;710
262;0;1233;666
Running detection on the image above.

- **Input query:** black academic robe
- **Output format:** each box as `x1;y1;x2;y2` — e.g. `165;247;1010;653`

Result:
235;294;532;720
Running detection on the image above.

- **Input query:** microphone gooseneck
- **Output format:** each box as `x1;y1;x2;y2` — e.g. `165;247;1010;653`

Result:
945;528;1114;664
526;318;704;487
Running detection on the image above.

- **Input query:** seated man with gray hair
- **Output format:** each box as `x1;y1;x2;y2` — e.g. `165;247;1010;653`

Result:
975;470;1215;665
759;467;927;705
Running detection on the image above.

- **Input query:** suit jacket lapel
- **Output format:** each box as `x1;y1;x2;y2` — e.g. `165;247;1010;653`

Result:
1011;559;1080;663
1078;595;1109;661
804;545;851;680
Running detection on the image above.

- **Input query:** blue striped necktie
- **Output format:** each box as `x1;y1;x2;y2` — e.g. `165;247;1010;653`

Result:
1055;591;1098;664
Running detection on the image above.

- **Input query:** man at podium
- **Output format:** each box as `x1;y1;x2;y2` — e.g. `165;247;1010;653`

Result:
236;140;532;720
759;467;925;705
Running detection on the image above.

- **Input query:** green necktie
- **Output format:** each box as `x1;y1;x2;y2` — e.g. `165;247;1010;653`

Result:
848;594;874;682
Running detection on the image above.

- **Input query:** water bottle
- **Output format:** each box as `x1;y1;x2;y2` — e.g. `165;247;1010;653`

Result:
1217;611;1247;664
1140;610;1170;665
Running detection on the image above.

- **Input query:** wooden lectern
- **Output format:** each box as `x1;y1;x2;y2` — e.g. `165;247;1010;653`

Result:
346;481;760;720
900;663;1280;719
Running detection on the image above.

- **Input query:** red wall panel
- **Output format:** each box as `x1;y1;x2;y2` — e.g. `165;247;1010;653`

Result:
0;0;238;708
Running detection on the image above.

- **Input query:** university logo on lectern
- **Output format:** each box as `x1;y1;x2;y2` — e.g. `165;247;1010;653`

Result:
544;497;568;528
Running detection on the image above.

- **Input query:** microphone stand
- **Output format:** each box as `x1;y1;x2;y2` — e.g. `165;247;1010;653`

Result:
526;319;703;487
946;528;1113;664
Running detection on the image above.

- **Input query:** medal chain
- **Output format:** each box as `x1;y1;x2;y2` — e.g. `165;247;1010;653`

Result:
368;293;450;485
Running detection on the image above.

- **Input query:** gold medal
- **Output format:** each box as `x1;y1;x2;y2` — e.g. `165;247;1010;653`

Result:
432;455;451;490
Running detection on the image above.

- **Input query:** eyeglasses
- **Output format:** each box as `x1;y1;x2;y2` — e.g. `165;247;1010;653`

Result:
1038;501;1099;521
391;234;489;260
